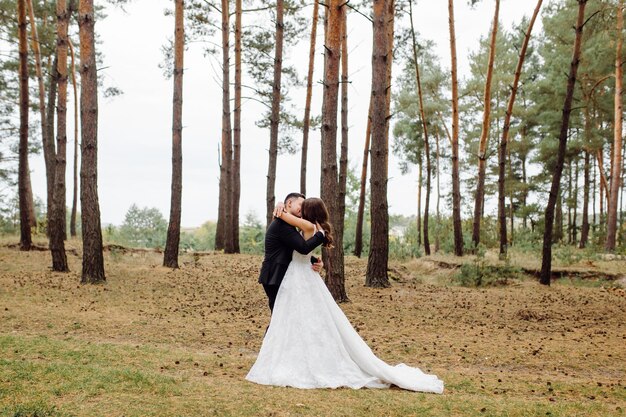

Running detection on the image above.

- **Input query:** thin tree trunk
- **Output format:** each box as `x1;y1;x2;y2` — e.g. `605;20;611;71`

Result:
580;150;590;248
417;158;422;247
45;55;58;235
164;0;185;268
448;0;463;257
572;155;579;240
498;0;542;255
300;0;319;195
366;0;390;287
596;149;610;210
593;151;597;226
50;0;70;272
606;0;623;251
320;0;347;301
68;39;79;237
266;0;285;228
472;0;500;249
338;4;349;245
216;0;234;251
540;0;587;285
435;130;441;253
568;158;573;243
78;0;106;283
27;0;49;231
18;0;32;250
354;100;371;258
408;0;431;255
232;0;242;253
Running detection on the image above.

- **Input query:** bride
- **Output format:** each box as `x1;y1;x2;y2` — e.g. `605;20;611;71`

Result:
246;197;444;393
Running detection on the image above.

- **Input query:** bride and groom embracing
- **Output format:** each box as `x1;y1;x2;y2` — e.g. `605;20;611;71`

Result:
245;192;444;394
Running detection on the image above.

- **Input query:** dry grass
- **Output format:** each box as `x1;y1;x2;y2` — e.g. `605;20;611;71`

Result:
0;240;625;417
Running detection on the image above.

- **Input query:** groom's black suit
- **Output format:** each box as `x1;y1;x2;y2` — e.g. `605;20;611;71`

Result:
259;218;325;312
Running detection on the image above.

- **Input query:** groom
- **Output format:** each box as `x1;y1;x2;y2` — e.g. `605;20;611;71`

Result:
258;192;325;312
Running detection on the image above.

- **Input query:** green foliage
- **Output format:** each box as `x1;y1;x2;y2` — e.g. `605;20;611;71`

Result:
107;205;168;249
453;244;522;287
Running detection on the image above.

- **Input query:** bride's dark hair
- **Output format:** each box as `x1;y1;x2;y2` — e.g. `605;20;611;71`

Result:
301;198;334;248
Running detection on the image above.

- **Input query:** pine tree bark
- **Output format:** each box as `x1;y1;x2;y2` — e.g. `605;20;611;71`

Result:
498;0;542;256
232;0;242;253
573;156;579;244
366;0;390;287
300;0;319;195
45;55;58;236
18;0;33;250
606;0;623;251
164;0;185;268
216;0;234;251
27;0;50;229
448;0;463;256
338;5;349;248
580;149;590;248
354;99;372;257
435;130;441;253
68;39;79;237
540;0;587;285
409;0;430;255
320;0;347;301
78;0;106;284
472;0;499;250
50;0;70;271
266;0;285;228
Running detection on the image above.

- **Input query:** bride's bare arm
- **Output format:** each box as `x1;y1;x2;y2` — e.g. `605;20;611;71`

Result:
276;210;316;235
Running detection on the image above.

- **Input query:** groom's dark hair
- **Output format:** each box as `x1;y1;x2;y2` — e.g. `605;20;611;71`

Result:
284;192;305;204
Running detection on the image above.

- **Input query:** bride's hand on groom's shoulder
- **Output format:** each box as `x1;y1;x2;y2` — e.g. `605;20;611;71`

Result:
273;202;285;218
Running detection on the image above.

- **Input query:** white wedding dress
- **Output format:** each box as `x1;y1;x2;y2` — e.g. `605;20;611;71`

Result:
246;249;444;393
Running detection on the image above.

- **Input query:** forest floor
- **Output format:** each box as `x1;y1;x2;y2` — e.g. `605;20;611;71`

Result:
0;237;625;417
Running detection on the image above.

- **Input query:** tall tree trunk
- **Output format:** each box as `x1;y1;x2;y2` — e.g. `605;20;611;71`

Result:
50;0;70;272
164;0;185;268
408;0;431;255
18;0;33;250
606;0;624;251
498;0;542;256
266;0;285;228
593;152;597;226
540;0;587;285
568;158;573;243
580;149;590;248
27;0;49;230
435;130;441;253
572;154;579;245
68;39;79;237
472;0;500;249
320;0;347;301
232;0;242;253
417;158;422;247
596;149;610;213
354;99;372;258
216;0;234;251
448;0;463;257
78;0;105;284
338;5;349;249
300;0;319;195
45;55;58;236
366;0;390;287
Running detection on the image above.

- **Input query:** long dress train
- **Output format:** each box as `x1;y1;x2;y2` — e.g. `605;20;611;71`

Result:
246;250;444;393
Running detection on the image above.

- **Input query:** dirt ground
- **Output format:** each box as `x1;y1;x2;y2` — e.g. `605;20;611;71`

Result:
0;241;624;416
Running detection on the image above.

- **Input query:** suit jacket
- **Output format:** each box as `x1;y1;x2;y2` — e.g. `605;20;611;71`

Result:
258;218;325;286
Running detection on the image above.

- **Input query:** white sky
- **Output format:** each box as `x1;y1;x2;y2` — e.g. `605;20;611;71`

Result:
27;0;544;227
